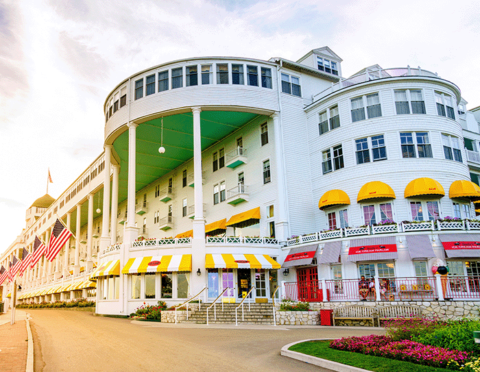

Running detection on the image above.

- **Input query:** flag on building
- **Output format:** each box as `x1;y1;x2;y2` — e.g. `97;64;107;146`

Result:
48;169;53;184
31;236;46;268
9;255;21;279
18;248;31;277
0;266;7;286
46;219;72;262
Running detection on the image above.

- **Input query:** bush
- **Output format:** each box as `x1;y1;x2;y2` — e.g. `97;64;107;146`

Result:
412;318;480;355
384;317;447;341
131;301;167;320
279;300;310;311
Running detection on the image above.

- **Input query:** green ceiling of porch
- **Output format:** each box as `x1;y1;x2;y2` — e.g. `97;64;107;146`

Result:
113;111;262;203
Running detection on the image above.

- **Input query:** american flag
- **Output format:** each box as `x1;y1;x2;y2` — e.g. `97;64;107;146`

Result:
30;236;46;268
9;255;21;279
18;247;31;277
46;219;72;262
0;265;7;286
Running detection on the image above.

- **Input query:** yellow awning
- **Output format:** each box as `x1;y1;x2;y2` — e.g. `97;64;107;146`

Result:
226;207;261;228
122;255;192;274
449;180;480;200
205;218;227;234
357;181;396;202
79;280;96;290
175;230;193;239
404;178;445;198
318;190;350;210
7;293;11;298
205;254;281;269
90;260;120;280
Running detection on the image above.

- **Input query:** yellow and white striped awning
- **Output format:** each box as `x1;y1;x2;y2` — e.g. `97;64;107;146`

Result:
78;280;96;290
122;255;192;274
90;260;120;280
205;254;281;269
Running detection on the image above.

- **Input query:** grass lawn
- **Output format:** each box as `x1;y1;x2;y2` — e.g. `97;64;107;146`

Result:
289;341;449;372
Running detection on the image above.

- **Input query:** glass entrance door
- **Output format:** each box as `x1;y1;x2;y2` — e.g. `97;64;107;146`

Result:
222;269;234;302
237;269;251;298
208;269;219;299
255;269;267;298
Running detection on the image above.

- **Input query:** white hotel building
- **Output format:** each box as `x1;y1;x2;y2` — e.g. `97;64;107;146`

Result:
2;46;480;315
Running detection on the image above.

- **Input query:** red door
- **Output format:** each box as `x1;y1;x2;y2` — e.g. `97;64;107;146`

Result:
297;267;320;302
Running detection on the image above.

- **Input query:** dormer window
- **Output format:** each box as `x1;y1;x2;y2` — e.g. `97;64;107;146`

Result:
317;56;338;76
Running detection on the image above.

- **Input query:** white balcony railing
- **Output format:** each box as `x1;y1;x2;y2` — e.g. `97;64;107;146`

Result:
466;149;480;165
226;184;249;205
206;236;279;245
132;237;192;248
226;147;247;169
187;204;206;218
159;216;174;231
187;172;205;187
136;201;148;215
159;187;174;202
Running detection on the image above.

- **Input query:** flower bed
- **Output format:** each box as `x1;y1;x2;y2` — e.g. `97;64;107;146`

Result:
17;299;95;308
279;300;311;311
130;301;166;321
330;335;469;368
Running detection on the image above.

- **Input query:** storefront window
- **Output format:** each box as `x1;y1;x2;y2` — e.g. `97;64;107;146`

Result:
269;269;278;298
131;274;141;299
108;277;116;300
177;273;189;298
414;261;428;277
255;269;267;297
222;269;234;298
359;263;395;278
358;263;375;279
208;269;219;298
236;223;260;237
114;277;120;299
145;274;155;299
161;273;173;298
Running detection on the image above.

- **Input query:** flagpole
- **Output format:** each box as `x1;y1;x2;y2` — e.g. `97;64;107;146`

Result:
11;279;16;325
47;169;49;194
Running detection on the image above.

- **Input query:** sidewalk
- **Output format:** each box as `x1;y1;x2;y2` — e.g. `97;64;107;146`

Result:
0;310;28;372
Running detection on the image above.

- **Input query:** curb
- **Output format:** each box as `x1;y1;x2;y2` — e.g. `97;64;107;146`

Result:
25;313;34;372
281;338;371;372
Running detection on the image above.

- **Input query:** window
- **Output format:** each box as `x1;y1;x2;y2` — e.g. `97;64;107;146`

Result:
238;172;244;185
317;56;339;75
120;87;127;108
213;184;219;205
363;203;393;225
177;273;189;298
465;138;477;152
247;65;258;86
366;93;382;119
471;173;480;186
453;203;461;219
453;202;472;219
339;209;349;228
444;95;456;119
145;274;155;299
213;152;218;172
281;73;301;97
435;92;445;116
186;65;198;87
319;111;328;135
216;64;229;84
232;64;244;85
351;97;365;122
182;170;187;188
400;132;432;158
220;181;226;202
261;68;272;88
146;74;155;96
263;160;271;184
319;106;341;135
131;274;141;299
333;145;344;170
372;135;387;161
261;123;268;146
322;149;332;174
328;212;337;230
155;185;160;198
414;261;428;277
395;89;426;115
161;273;172;298
436;92;455;119
329;106;340;130
158;70;169;92
219;148;225;169
201;65;212;84
269;221;275;238
135;79;143;100
267;205;274;218
182;199;187;217
358;263;395;279
355;138;370;164
172;67;183;89
113;93;119;113
442;134;463;162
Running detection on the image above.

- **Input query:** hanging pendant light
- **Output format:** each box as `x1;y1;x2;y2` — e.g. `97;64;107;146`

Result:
159;117;165;154
96;194;101;214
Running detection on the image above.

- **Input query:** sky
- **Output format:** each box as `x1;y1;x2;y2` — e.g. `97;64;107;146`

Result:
1;0;480;254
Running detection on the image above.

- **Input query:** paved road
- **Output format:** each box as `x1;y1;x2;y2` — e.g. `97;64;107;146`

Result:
29;310;384;372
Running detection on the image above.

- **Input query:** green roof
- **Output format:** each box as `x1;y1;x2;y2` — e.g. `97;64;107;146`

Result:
30;194;55;209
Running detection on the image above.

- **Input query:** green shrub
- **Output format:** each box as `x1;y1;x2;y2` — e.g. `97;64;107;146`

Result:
385;317;446;341
279;301;310;311
412;318;480;355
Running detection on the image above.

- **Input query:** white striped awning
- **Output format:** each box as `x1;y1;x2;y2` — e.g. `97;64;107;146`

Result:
318;241;343;264
90;260;120;280
206;254;280;269
282;245;318;268
406;235;436;259
122;255;192;274
439;234;480;258
347;237;398;262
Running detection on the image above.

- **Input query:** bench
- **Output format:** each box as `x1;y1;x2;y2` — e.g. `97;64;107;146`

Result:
377;305;421;326
332;305;376;327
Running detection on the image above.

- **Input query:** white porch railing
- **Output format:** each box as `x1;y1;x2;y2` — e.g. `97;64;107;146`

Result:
175;286;208;324
466;149;480;164
131;238;192;248
235;286;255;326
206;236;279;245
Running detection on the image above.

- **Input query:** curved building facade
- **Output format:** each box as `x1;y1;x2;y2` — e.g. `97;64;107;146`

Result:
3;47;480;315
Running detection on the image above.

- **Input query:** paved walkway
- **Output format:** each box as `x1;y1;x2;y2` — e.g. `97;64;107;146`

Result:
29;309;385;372
0;310;28;372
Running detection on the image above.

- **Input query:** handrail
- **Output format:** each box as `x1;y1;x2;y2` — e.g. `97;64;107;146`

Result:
235;286;255;326
272;286;280;326
206;287;232;325
174;286;208;324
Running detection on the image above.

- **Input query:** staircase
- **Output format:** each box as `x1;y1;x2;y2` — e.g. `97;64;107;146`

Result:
182;303;276;325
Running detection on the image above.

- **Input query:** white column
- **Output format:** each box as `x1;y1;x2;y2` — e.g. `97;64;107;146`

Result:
110;165;119;245
74;204;81;274
101;145;112;250
191;107;206;295
272;113;289;241
124;123;139;245
87;194;94;271
64;212;71;277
